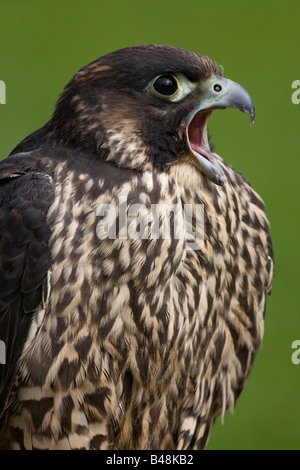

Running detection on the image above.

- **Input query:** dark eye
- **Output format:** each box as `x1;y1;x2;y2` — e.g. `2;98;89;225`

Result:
153;75;178;96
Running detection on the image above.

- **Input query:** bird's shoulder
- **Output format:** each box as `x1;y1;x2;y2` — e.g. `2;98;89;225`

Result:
0;149;56;420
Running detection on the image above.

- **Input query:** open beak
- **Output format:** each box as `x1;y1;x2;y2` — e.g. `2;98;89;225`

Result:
179;76;255;186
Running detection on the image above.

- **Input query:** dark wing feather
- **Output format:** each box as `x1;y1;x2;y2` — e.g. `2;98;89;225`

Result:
0;165;54;418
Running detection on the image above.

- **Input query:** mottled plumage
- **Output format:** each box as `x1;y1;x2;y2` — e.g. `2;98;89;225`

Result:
0;45;273;450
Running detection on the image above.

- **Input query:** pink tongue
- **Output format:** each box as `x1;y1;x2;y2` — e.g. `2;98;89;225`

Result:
188;113;212;162
188;113;206;149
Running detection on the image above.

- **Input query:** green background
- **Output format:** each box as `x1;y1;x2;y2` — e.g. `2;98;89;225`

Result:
0;0;299;450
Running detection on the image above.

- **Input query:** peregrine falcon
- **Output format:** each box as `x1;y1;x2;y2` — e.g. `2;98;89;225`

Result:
0;45;273;450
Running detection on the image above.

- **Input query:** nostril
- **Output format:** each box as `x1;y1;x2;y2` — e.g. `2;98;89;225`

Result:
214;84;222;92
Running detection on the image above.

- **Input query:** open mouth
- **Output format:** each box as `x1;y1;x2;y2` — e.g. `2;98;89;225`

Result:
176;76;255;186
188;110;213;163
180;109;226;186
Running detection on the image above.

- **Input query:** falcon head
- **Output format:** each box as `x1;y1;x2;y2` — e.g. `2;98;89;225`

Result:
49;44;255;186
